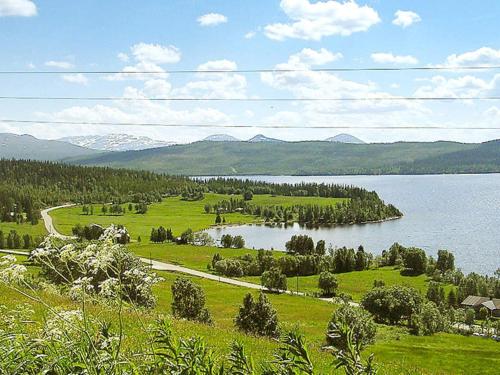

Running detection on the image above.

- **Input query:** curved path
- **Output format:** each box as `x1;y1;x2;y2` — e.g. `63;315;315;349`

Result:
33;205;359;303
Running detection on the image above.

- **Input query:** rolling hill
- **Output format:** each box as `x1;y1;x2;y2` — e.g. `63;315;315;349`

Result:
67;139;500;175
0;133;103;161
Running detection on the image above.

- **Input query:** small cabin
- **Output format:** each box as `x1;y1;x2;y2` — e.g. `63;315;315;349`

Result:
461;295;500;317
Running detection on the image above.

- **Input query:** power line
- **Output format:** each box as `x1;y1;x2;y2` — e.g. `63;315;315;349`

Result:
1;95;500;102
1;119;498;130
0;65;500;75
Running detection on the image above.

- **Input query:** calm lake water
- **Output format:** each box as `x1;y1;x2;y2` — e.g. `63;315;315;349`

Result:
205;175;500;275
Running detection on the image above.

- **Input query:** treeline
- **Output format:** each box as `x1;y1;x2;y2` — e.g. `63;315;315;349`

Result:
0;229;42;249
201;178;385;199
209;235;372;278
0;159;196;226
0;158;197;207
208;196;402;225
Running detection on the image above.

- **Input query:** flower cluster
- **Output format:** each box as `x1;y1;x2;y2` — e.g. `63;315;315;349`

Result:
31;225;162;307
0;255;27;285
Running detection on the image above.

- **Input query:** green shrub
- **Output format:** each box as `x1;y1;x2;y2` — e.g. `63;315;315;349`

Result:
326;304;376;350
234;292;279;338
261;267;287;292
171;277;213;324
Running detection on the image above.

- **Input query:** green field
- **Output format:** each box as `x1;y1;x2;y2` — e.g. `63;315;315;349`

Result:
1;261;498;375
244;266;430;301
50;193;347;239
0;221;47;248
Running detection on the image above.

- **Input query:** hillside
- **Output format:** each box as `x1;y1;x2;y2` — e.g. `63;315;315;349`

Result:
68;140;500;175
0;133;103;161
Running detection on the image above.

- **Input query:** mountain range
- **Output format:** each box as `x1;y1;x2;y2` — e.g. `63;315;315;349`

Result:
0;133;102;161
1;132;498;175
59;134;175;152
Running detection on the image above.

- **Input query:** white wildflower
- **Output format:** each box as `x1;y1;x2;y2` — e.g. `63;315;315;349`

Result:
98;277;120;299
0;264;27;284
0;255;17;266
44;310;83;341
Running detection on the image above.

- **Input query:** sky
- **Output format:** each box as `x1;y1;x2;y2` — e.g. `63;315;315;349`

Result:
1;0;500;143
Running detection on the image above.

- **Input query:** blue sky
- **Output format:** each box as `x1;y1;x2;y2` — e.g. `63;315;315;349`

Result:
1;0;500;143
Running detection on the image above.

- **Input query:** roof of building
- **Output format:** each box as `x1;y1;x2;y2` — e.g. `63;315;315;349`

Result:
481;299;500;311
461;295;490;306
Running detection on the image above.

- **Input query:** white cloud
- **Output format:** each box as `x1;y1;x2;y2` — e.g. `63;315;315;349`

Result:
484;106;500;118
0;0;37;17
104;61;167;81
244;31;256;39
117;52;129;62
414;74;500;98
62;73;88;85
197;13;228;27
261;49;422;118
173;60;247;99
392;10;421;28
264;0;380;41
289;48;342;67
45;60;74;69
197;59;237;71
105;43;180;81
371;52;418;65
441;47;500;67
131;42;181;64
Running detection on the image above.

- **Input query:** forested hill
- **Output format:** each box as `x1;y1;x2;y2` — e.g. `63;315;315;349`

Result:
0;133;102;161
0;159;401;227
68;139;500;175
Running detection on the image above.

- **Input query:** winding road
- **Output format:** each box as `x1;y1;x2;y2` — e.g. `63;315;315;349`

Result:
3;205;351;303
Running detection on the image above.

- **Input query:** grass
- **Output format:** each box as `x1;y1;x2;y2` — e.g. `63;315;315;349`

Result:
2;260;498;375
50;193;347;239
0;221;47;248
6;196;499;373
244;267;430;301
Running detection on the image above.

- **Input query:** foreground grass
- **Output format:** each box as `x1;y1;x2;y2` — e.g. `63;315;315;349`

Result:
50;193;347;239
2;262;498;375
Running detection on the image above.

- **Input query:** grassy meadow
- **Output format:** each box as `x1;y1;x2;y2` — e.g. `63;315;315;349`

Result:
50;193;346;240
2;194;498;373
1;259;498;375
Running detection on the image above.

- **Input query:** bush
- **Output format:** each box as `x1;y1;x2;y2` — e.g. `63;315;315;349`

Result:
402;247;427;275
171;277;213;324
232;235;245;249
411;301;448;336
192;232;215;246
261;267;287;292
361;285;423;325
214;259;244;277
221;234;233;248
318;271;338;297
234;293;279;338
326;304;376;350
178;228;194;244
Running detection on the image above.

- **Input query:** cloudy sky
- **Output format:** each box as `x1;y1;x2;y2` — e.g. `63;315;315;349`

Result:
1;0;500;143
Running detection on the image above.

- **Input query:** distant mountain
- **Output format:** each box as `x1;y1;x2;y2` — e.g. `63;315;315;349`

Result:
203;134;240;142
69;139;500;175
59;134;175;151
325;134;365;144
0;133;102;161
247;134;284;143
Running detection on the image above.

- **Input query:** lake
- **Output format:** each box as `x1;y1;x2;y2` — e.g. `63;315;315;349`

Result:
205;174;500;275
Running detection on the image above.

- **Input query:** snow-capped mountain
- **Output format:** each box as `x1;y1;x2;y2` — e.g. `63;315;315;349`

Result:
325;134;365;144
59;134;175;151
247;134;284;143
203;134;240;142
